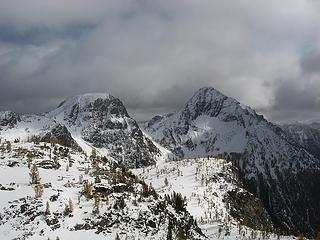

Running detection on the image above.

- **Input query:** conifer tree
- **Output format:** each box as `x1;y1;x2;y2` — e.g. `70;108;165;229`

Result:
0;143;5;153
164;177;169;187
94;193;100;210
17;147;23;158
27;151;33;169
64;198;74;217
79;174;83;184
34;183;44;198
45;201;50;215
115;233;120;240
167;220;173;240
32;135;40;145
30;164;41;184
69;198;74;215
83;181;92;200
177;227;187;240
105;195;109;206
6;141;11;153
68;155;72;167
91;148;97;161
118;197;126;209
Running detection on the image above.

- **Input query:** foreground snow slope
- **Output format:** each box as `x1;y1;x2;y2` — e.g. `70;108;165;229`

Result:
0;141;204;240
134;158;297;240
0;136;300;239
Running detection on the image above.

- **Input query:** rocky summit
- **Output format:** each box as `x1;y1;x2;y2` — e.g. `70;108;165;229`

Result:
47;93;161;167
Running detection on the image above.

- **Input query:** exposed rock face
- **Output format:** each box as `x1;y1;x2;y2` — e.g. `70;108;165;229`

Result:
48;93;160;167
226;188;273;231
41;124;81;150
0;111;20;128
145;87;320;236
282;123;320;160
36;160;60;169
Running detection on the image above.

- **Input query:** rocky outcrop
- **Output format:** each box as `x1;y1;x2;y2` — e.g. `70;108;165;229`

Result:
0;111;20;128
41;124;81;150
226;188;273;231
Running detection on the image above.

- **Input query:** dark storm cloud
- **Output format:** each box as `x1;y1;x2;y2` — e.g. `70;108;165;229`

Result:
267;78;320;122
0;23;96;45
264;45;320;122
275;80;319;110
0;0;320;122
300;44;320;76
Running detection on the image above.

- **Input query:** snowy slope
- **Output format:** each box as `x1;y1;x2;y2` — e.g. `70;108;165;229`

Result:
134;158;296;240
0;141;204;240
0;138;299;240
0;113;56;142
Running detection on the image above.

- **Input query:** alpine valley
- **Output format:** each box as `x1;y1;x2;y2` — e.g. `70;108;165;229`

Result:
0;87;319;240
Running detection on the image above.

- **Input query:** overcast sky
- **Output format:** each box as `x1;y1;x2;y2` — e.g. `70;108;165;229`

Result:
0;0;320;123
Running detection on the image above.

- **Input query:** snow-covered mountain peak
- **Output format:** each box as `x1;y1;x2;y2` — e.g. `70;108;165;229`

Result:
47;92;119;121
187;86;230;104
0;92;161;168
144;86;320;235
59;92;113;109
45;92;161;167
144;87;268;158
179;87;261;125
189;86;226;99
181;87;234;117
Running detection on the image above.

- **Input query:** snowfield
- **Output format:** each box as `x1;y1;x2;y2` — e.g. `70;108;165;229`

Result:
134;158;297;240
0;141;204;240
0;140;299;239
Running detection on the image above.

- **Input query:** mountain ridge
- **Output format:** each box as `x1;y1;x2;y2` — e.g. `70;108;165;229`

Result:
0;92;162;168
144;86;320;236
1;88;320;237
282;122;320;160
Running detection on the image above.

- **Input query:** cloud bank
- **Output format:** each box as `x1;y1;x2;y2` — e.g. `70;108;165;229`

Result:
0;0;320;122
